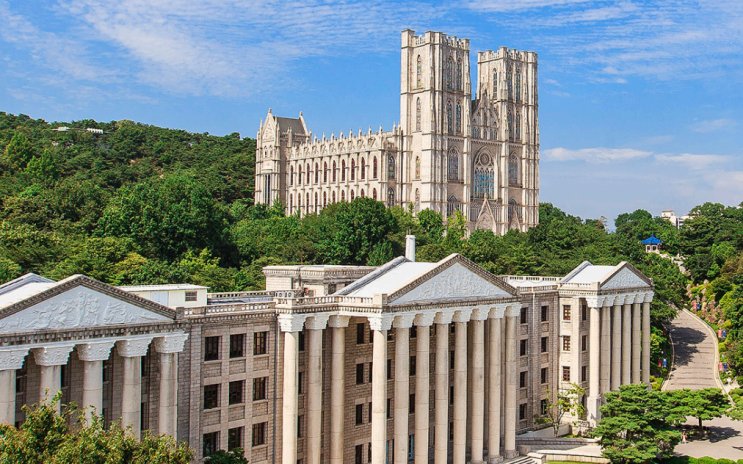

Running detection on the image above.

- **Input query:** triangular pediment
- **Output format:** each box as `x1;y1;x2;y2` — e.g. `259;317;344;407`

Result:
389;254;516;304
0;276;175;333
600;263;652;289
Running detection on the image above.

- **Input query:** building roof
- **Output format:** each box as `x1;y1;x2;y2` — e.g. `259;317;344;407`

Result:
342;262;437;297
562;264;616;284
0;273;54;297
117;284;208;292
641;233;663;245
276;117;306;135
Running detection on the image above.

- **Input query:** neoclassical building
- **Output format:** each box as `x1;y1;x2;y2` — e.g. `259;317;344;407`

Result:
255;30;540;234
0;240;654;464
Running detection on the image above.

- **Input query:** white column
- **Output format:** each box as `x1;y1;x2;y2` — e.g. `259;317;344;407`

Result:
611;303;622;390
642;296;653;386
622;303;631;385
76;341;116;425
488;308;504;463
632;300;642;384
153;334;188;438
470;309;488;464
434;310;454;464
306;315;329;464
415;313;435;464
370;315;393;464
33;344;74;413
453;310;472;464
600;305;611;394
329;315;350;464
117;338;152;439
279;315;305;464
587;302;601;424
393;315;412;464
503;307;518;459
0;348;29;424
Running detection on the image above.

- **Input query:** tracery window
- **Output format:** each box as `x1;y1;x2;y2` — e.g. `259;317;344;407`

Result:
388;188;395;207
515;72;521;101
360;189;365;198
298;194;302;209
515;113;521;140
306;193;309;211
306;163;311;184
507;69;513;99
448;150;459;181
493;71;497;97
361;158;366;179
332;191;336;203
388;156;395;179
416;55;422;88
507;112;513;141
290;166;294;186
314;192;318;212
341;160;346;181
323;192;327;207
415;156;420;179
373;157;378;179
455;105;461;134
484;112;488;127
314;163;319;184
351;159;356;181
446;58;453;89
323;162;328;183
416;98;421;132
341;190;346;202
289;194;293;212
332;161;337;182
447;103;453;134
298;165;302;185
415;189;420;213
351;190;355;201
473;152;495;199
456;60;462;90
372;188;377;201
509;154;519;186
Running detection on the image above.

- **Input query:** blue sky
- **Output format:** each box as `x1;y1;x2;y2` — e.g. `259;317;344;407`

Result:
1;0;742;224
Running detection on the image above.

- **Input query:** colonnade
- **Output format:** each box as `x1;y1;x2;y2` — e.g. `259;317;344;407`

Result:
0;333;188;438
279;304;520;464
586;293;653;423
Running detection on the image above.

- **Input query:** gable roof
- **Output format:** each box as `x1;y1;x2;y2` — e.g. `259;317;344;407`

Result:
0;273;54;298
562;261;653;288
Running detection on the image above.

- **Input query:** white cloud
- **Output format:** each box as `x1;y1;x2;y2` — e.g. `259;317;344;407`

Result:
691;118;738;133
467;0;591;12
543;147;652;162
655;153;731;170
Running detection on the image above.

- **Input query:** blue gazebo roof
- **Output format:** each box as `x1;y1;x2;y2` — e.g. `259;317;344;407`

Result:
641;233;663;245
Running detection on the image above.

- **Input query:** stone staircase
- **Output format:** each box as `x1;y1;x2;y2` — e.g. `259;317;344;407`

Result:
503;455;540;464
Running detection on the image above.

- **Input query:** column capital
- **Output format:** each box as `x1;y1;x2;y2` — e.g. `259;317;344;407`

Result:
603;295;616;307
305;314;330;330
643;292;654;303
328;314;350;328
153;333;189;354
279;314;307;332
504;305;520;318
434;309;456;325
414;312;436;327
585;296;601;308
489;304;508;319
0;347;29;370
77;340;116;362
33;344;74;366
393;313;416;329
368;314;394;331
470;308;489;321
117;337;153;358
452;308;473;323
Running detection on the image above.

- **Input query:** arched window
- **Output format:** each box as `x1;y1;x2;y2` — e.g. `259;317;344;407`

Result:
415;189;420;213
388;188;395;207
484;112;488;127
473;152;495;199
360;189;365;198
361;158;366;180
446;58;453;89
515;113;521;140
306;193;310;211
373;157;378;179
351;159;356;181
350;190;355;201
507;112;513;141
290;194;293;212
456;60;462;90
493;71;498;97
388;156;395;179
323;162;328;183
448;150;459;181
341;160;346;181
341;190;346;202
314;163;319;184
447;103;453;134
415;156;421;179
416;55;422;88
332;161;337;182
323;191;327;207
507;69;513;99
373;188;377;200
306;163;311;184
456;104;461;134
332;191;336;203
298;194;302;209
314;192;318;212
298;165;302;185
515;72;521;101
290;166;294;186
509;154;519;186
416;98;421;132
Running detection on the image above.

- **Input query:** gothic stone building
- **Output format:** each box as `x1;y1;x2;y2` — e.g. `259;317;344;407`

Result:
0;245;653;464
255;30;540;234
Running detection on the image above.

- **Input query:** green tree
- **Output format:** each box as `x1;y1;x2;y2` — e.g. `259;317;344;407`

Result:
539;382;585;437
26;149;59;181
669;388;730;431
4;132;35;168
204;449;248;464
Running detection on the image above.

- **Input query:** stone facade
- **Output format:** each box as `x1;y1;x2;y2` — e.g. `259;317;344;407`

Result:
255;30;540;234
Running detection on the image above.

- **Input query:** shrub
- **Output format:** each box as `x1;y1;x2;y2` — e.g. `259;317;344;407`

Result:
698;457;717;464
717;459;735;464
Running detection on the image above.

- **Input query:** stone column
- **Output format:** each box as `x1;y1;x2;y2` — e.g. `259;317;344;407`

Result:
470;309;488;464
488;309;504;463
632;300;642;384
33;344;74;413
415;313;435;464
622;303;631;385
611;303;622;390
306;315;329;464
329;315;350;464
117;338;153;439
0;348;29;424
370;315;393;464
587;301;601;424
393;315;413;464
453;310;472;464
278;315;305;464
600;305;611;394
642;297;652;386
434;310;454;464
77;341;116;425
153;334;188;438
504;307;518;459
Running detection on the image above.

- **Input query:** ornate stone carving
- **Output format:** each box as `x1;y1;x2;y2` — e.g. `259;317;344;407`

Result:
0;347;29;370
392;314;416;329
153;333;189;354
414;312;436;327
643;292;654;303
601;268;652;290
328;315;350;328
116;338;153;358
434;310;455;325
33;345;74;366
367;314;394;332
585;297;600;308
278;314;306;332
304;314;330;331
77;341;116;362
470;308;489;321
452;308;473;323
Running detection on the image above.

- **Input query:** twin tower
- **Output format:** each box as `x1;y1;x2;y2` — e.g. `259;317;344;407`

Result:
256;30;540;234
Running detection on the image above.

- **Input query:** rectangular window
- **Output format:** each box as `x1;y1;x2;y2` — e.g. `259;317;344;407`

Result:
229;380;244;405
387;398;392;419
520;307;528;324
562;366;571;382
368;442;372;463
563;336;571;352
298;331;305;352
451;324;455;334
203;384;219;409
519;403;527;421
61;364;70;388
140;401;149;431
204;336;220;361
563;305;571;321
410;356;416;377
540;399;548;415
253;332;267;355
450;350;455;369
408;435;415;461
355;445;363;464
230;334;245;358
102;359;112;383
581;365;588;383
185;291;197;302
541;336;548;353
356;404;364;425
252;422;267;447
15;363;27;394
368;362;373;384
519;371;527;388
297;414;305;438
582;335;588;352
581;303;588;321
253;377;267;401
368;402;372;424
387;359;393;380
203;431;219;457
298;372;304;394
411;326;417;338
228;427;243;451
541;367;547;384
357;323;365;344
356;364;364;385
410;394;415;414
541;305;548;322
449;386;454;405
520;339;527;356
